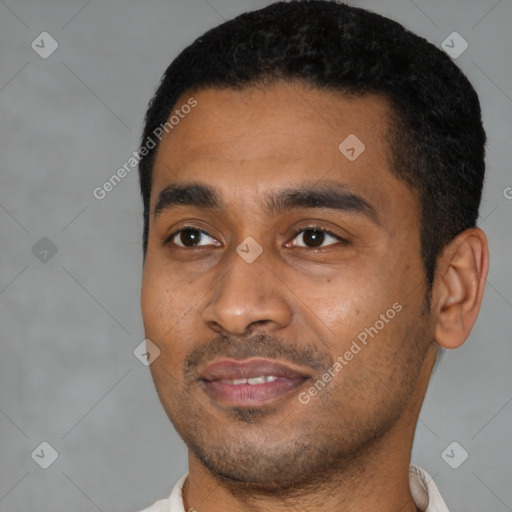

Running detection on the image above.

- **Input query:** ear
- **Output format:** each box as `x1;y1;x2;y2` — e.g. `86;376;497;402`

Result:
432;228;489;349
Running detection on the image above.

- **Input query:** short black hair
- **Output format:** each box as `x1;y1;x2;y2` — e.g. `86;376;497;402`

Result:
138;0;486;289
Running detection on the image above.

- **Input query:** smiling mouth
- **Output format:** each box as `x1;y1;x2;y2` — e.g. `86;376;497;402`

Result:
202;376;308;404
198;357;311;406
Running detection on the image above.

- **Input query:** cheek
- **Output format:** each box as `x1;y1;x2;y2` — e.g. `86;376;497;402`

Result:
302;270;391;332
141;272;164;333
141;267;205;361
141;268;184;335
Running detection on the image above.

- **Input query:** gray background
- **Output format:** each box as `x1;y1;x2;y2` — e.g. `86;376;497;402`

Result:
0;0;510;511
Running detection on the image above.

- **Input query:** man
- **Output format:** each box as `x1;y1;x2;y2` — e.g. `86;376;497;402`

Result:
136;1;489;511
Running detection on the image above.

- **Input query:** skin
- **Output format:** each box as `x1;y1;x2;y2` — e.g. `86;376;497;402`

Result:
140;81;489;512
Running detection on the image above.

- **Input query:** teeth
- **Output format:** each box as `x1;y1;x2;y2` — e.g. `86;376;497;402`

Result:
219;375;280;385
248;376;266;385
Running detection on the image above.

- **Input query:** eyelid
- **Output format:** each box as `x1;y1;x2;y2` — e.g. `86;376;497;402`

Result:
164;225;219;246
288;225;349;246
164;224;349;248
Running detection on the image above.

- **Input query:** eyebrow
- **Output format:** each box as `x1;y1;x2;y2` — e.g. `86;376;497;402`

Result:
153;181;379;224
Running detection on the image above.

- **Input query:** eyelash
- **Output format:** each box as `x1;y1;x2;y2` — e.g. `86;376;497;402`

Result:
164;224;348;249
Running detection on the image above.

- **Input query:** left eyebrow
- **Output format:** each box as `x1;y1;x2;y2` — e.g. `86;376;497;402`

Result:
265;181;380;224
153;180;380;225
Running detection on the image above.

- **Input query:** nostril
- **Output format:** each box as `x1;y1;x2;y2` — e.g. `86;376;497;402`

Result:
207;321;225;333
245;320;271;332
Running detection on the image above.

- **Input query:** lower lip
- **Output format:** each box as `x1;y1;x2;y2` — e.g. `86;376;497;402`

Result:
202;378;307;405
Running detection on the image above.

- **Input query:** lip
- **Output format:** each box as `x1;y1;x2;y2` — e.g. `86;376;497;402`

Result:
199;357;312;406
199;357;312;381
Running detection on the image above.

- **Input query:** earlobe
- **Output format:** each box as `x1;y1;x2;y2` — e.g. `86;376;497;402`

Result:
433;228;489;349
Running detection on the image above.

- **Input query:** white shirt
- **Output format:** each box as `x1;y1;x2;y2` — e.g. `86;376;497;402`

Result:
136;463;449;512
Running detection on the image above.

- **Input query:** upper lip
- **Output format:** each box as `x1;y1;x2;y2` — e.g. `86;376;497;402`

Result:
199;358;312;381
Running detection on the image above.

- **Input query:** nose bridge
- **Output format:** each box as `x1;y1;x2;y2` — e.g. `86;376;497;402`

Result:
202;246;291;335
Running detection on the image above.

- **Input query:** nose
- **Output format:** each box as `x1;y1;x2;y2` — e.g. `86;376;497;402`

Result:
202;248;292;336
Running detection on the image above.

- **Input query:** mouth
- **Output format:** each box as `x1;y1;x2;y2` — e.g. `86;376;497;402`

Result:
198;357;312;406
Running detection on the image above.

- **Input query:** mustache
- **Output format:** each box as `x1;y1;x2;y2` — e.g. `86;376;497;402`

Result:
183;330;333;383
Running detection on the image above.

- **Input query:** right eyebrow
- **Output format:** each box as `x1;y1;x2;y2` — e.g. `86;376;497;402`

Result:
153;182;221;220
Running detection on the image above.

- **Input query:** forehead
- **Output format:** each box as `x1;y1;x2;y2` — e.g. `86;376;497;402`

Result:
150;82;417;222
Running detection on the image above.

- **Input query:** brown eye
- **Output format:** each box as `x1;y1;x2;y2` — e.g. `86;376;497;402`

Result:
290;227;346;248
301;229;327;247
167;227;220;248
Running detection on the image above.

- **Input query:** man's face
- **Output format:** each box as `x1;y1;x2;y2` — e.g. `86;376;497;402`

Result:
141;82;436;488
